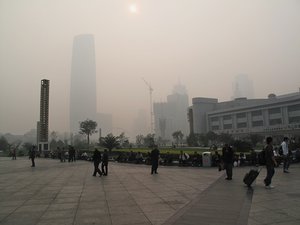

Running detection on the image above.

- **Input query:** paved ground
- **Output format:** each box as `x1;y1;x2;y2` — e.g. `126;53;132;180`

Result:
0;157;299;225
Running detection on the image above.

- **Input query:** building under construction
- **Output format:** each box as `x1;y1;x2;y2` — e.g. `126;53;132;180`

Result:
37;79;50;155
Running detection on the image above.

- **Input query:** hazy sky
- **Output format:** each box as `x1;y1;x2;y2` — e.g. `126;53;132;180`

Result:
1;0;300;138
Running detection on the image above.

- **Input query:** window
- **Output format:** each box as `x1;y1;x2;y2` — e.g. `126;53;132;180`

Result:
251;110;262;117
289;116;300;124
223;124;232;129
252;121;263;127
237;122;247;128
211;125;219;131
288;104;300;112
211;117;219;122
223;115;232;120
268;108;281;114
237;113;246;119
269;118;282;126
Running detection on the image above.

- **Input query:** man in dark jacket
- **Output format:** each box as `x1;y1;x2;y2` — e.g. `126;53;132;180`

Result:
92;148;102;177
150;147;160;174
264;137;277;189
101;149;109;176
222;144;234;180
29;145;36;167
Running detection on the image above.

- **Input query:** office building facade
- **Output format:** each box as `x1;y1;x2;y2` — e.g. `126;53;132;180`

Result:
189;91;300;137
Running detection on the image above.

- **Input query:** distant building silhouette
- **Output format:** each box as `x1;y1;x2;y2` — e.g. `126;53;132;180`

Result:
70;34;97;133
70;34;112;135
153;84;189;141
232;74;254;99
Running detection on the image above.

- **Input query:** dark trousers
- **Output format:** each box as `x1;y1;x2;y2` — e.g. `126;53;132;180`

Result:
93;161;102;176
102;162;108;175
31;158;35;167
151;160;158;174
264;166;275;186
224;163;232;179
283;155;290;171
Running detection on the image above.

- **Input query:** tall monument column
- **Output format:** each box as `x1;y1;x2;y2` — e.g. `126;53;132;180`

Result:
38;79;50;156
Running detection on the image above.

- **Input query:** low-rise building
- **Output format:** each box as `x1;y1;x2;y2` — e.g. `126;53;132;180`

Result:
189;91;300;138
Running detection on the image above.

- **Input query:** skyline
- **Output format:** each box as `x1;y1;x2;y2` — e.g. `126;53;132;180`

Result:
1;0;300;138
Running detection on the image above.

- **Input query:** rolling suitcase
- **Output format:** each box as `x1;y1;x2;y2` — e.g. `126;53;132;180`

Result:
243;168;260;187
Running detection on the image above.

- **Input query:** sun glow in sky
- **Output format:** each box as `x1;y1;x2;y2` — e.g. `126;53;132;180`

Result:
129;3;138;13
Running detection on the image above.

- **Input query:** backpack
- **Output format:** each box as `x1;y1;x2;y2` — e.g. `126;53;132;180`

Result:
259;148;266;165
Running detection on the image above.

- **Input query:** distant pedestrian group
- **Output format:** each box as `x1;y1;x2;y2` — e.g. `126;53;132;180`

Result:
92;149;109;177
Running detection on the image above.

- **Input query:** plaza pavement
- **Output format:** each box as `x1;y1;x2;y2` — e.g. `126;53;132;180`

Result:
0;157;299;225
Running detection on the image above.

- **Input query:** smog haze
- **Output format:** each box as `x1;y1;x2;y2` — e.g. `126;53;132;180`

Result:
1;0;300;139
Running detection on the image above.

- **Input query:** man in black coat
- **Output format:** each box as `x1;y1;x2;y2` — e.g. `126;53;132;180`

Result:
101;149;109;176
222;144;234;180
150;147;160;174
92;148;102;176
29;145;36;167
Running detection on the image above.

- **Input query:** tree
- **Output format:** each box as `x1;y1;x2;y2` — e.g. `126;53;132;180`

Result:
172;131;184;147
136;135;144;147
100;134;120;151
143;134;155;148
206;131;218;144
186;133;199;147
232;140;252;152
79;119;97;148
118;132;129;148
0;136;9;151
218;133;234;145
198;133;209;146
249;134;263;148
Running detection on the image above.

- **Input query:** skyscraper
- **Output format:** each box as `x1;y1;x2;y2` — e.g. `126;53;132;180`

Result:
153;84;189;141
232;74;254;99
70;34;97;134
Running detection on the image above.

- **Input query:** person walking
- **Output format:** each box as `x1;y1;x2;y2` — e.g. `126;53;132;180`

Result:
92;148;102;177
150;146;160;174
11;148;17;160
101;149;109;176
264;137;277;189
281;137;290;173
222;144;234;180
29;146;36;167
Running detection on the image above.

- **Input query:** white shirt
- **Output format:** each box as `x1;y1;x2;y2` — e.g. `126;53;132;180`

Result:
281;141;289;156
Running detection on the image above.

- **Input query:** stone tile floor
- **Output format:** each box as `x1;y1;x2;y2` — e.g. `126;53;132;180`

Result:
0;157;299;225
0;157;220;225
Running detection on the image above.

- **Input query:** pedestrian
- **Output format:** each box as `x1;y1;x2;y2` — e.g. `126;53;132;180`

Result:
68;145;73;162
92;148;102;177
101;149;109;176
11;148;17;160
29;145;36;167
61;147;66;162
72;146;76;162
222;144;234;180
281;137;290;173
57;147;62;162
264;137;277;189
150;146;160;174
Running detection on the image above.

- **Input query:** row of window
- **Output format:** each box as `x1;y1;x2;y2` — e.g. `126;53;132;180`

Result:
210;105;300;124
211;116;300;131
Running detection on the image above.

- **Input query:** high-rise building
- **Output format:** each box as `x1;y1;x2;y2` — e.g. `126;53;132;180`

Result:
38;79;50;154
70;34;97;134
153;84;189;141
232;74;254;99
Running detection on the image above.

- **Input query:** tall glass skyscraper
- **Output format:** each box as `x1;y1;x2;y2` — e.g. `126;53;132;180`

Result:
70;34;97;134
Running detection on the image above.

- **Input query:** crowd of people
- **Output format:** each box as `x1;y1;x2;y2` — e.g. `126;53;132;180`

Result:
9;135;297;189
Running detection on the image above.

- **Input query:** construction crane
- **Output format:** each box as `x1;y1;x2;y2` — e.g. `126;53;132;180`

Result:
142;78;154;134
